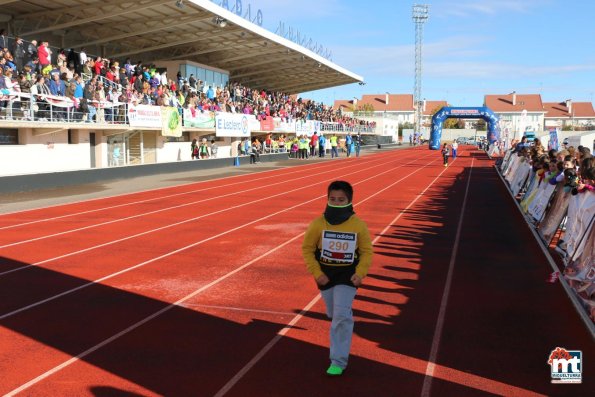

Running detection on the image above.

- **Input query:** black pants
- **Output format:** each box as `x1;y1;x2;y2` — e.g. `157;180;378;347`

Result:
443;154;449;165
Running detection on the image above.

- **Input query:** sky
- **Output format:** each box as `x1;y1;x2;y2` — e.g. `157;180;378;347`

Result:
246;0;595;107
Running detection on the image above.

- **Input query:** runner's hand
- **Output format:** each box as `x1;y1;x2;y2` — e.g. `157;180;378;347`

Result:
350;274;362;287
316;274;329;286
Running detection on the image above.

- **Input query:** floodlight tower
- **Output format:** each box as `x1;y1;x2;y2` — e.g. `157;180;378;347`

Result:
412;4;429;136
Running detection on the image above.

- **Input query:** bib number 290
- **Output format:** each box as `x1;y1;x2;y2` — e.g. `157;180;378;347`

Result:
320;230;357;264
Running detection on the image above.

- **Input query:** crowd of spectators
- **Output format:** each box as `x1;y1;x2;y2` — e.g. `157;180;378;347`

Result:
0;32;375;132
503;137;594;321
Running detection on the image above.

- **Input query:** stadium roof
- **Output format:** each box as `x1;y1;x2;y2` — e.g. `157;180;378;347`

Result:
0;0;363;93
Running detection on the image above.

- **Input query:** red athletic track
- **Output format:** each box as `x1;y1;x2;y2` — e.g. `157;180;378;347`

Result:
0;147;592;397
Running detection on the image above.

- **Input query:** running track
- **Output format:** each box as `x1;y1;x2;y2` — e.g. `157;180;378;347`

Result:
0;147;592;396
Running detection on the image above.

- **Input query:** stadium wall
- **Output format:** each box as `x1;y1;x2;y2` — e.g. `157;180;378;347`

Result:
0;152;289;194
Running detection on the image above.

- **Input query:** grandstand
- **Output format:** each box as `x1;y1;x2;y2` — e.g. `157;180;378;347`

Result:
0;0;368;178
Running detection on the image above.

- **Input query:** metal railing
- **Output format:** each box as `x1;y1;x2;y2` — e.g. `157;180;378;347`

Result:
0;91;129;124
320;122;376;133
0;91;380;134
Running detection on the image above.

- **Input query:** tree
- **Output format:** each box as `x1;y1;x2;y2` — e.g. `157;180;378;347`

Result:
429;105;461;129
443;118;459;129
398;121;414;136
476;119;487;131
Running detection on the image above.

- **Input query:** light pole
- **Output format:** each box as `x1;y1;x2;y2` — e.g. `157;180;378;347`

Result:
412;4;429;137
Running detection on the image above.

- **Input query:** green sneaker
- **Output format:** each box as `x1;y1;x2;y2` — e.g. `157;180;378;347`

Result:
326;364;344;376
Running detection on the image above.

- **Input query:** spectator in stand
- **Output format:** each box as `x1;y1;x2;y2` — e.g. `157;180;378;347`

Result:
12;37;25;72
0;30;7;50
49;72;66;96
93;57;104;76
37;41;51;70
56;49;67;68
30;74;50;120
206;85;215;100
94;81;106;122
73;75;84;98
24;56;39;74
26;39;38;64
48;72;67;120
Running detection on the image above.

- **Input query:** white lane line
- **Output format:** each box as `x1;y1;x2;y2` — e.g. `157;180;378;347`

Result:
0;153;422;277
0;156;382;249
0;152;398;249
0;153;435;318
420;158;474;397
213;152;458;397
213;295;321;397
4;153;440;396
0;152;357;220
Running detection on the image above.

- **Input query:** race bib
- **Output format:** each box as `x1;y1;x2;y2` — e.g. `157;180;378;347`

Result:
320;230;357;264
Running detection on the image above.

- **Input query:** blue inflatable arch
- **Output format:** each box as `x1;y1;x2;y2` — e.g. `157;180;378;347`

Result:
429;107;500;150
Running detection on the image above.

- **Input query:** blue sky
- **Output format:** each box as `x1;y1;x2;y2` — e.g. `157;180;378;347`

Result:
250;0;595;107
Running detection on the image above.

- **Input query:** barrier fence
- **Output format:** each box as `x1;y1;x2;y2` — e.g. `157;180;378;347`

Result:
498;150;595;328
0;90;377;136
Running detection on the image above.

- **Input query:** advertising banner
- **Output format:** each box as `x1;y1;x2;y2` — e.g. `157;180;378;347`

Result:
260;117;275;131
295;120;321;137
184;109;216;129
128;104;161;128
215;112;251;137
161;107;182;137
538;187;571;243
273;118;295;133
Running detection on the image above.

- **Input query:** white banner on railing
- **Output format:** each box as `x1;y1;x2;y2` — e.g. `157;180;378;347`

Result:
183;109;215;128
295;120;321;137
215;112;252;137
274;118;295;133
128;104;161;128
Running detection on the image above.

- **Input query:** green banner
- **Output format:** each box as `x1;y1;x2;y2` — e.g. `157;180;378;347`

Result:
161;107;183;137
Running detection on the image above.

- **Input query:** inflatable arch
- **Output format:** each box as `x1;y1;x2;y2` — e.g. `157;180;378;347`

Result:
429;107;500;150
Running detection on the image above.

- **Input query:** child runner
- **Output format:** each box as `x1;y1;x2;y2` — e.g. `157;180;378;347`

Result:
451;140;458;159
442;142;450;167
302;180;373;376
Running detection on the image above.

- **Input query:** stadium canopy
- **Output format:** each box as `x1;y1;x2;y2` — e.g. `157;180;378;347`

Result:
0;0;363;94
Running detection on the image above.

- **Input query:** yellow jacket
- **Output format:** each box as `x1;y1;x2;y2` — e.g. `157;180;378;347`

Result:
302;214;373;281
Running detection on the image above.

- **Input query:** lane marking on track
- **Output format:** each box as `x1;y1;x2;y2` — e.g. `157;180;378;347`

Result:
420;157;474;397
0;150;377;219
0;151;393;229
0;154;437;319
0;152;405;248
213;156;459;397
3;152;441;396
0;152;429;277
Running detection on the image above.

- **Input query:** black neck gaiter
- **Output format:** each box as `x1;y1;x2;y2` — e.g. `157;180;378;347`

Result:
324;203;354;225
